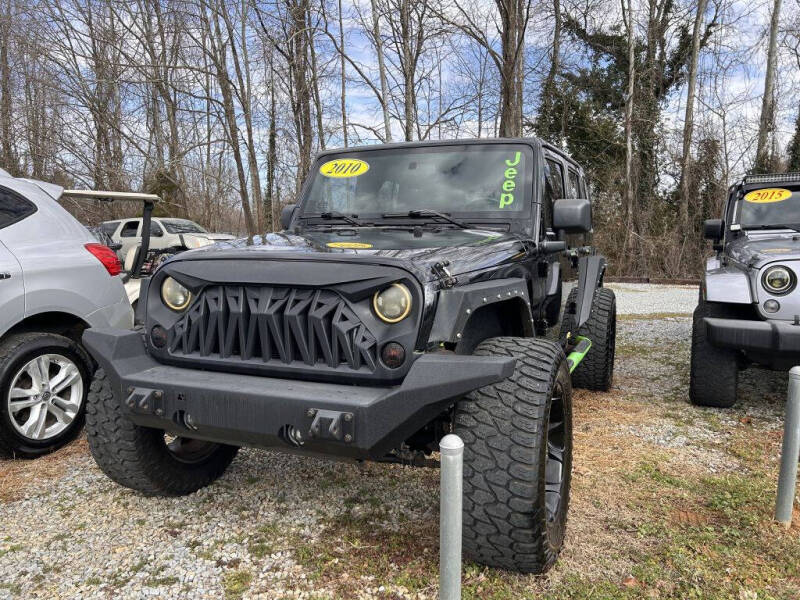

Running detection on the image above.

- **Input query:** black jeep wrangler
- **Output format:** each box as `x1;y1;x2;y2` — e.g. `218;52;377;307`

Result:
82;139;616;574
691;172;800;408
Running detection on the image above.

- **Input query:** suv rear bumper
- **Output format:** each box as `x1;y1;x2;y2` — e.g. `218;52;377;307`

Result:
82;328;515;460
705;317;800;352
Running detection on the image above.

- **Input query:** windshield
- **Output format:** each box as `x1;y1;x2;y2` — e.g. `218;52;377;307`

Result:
300;144;533;219
161;219;207;234
736;186;800;229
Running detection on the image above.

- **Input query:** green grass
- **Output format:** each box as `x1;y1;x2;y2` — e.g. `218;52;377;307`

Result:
223;569;253;600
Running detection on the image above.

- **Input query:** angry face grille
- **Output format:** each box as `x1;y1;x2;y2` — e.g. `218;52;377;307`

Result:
168;285;378;371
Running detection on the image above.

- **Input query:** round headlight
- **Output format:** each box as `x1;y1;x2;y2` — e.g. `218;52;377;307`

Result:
373;283;412;323
161;277;192;311
763;266;795;295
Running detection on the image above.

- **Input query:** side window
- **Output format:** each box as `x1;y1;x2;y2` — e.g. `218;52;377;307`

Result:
0;187;37;229
120;221;140;238
150;222;164;237
101;221;119;237
545;158;565;200
567;169;581;199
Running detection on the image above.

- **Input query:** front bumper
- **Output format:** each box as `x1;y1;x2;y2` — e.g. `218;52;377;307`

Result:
82;328;515;460
705;317;800;352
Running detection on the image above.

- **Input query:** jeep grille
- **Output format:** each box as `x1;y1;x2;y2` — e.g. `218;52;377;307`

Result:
167;285;378;372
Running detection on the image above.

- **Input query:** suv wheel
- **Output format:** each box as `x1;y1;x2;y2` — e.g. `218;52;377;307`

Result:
689;298;739;408
0;332;92;458
85;369;238;496
455;337;572;574
559;287;617;390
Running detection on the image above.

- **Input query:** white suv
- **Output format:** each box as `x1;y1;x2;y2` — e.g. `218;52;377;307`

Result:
101;217;234;266
0;169;133;457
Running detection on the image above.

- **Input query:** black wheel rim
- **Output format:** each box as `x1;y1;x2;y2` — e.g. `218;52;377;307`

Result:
163;434;219;464
545;381;566;524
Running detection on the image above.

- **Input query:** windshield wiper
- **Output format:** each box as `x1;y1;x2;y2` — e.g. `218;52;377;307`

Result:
382;209;470;229
304;211;365;227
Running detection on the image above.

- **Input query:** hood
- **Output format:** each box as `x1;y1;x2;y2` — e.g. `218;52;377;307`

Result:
170;227;526;283
727;231;800;268
196;232;236;240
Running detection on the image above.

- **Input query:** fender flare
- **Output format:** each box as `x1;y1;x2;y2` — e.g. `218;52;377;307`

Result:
427;278;533;344
573;255;607;329
703;261;753;304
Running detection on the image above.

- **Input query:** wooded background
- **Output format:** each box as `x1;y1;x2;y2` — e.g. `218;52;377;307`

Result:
1;0;799;277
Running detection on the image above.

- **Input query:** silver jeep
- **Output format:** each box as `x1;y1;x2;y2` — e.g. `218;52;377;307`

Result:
691;172;800;407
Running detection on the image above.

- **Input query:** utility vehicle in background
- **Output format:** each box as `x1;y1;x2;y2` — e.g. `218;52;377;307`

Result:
82;139;617;574
692;172;800;407
101;216;234;266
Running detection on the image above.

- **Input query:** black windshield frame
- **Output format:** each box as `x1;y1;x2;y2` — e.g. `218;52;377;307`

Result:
296;142;538;227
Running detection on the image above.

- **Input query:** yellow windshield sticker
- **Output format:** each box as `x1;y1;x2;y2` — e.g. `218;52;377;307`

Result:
320;158;369;178
499;152;521;208
326;241;373;249
744;188;792;203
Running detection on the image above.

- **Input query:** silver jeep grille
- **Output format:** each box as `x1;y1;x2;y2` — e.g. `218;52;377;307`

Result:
168;285;378;371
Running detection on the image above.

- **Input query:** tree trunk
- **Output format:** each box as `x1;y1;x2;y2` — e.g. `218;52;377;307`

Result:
755;0;782;172
0;0;17;176
496;0;526;137
538;0;561;139
338;0;347;147
622;0;636;268
678;0;708;225
307;7;326;150
371;0;392;141
206;3;256;236
400;0;415;141
290;0;313;191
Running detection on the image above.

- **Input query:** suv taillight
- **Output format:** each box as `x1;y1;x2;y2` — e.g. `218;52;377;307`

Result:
85;243;122;276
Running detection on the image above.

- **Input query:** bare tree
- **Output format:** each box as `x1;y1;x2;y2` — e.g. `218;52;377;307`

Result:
371;0;394;140
678;0;710;224
754;0;783;172
439;0;533;137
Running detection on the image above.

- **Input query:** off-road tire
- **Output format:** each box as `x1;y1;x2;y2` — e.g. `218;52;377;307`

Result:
559;287;616;390
689;299;739;408
0;332;92;459
455;337;573;574
86;369;238;496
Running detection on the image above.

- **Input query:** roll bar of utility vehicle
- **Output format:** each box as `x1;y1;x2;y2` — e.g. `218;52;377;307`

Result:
61;190;161;279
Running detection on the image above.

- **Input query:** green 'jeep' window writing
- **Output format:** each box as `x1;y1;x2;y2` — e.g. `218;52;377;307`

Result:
303;144;532;217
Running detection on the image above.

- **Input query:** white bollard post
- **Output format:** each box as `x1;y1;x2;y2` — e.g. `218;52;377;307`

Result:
439;434;463;600
776;367;800;527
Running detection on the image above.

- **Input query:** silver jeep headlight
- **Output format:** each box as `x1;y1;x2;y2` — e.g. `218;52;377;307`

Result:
763;265;795;295
161;276;192;311
373;283;412;323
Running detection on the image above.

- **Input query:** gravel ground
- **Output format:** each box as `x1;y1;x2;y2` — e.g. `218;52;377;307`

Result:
0;284;792;599
605;282;698;315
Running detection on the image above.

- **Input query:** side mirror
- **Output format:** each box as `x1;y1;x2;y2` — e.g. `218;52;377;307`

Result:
703;219;724;241
553;198;591;233
280;204;297;230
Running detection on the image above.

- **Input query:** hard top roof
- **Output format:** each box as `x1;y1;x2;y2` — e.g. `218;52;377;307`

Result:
313;137;584;173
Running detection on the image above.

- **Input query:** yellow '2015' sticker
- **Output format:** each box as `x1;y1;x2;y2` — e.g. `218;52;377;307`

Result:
326;241;373;249
319;158;369;178
744;188;792;203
